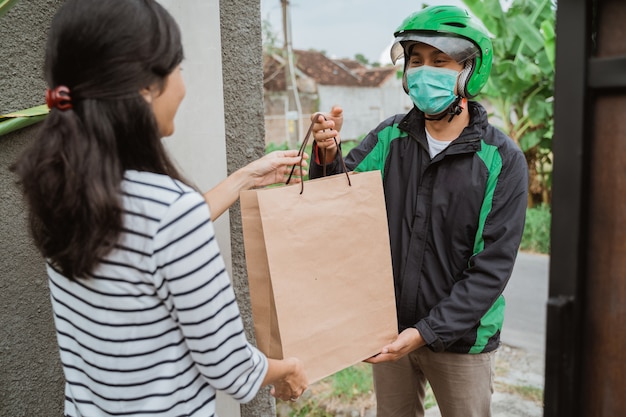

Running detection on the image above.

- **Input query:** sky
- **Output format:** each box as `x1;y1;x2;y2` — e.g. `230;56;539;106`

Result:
260;0;468;65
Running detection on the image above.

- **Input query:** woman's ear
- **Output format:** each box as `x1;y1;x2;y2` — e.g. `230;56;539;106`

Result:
140;87;153;103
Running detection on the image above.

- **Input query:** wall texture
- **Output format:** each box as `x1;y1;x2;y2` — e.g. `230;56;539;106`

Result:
0;1;65;416
219;2;276;416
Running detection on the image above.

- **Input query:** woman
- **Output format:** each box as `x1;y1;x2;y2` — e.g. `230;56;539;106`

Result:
11;0;308;415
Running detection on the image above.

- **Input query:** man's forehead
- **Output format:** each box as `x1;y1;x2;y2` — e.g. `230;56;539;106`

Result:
398;35;479;64
408;43;449;57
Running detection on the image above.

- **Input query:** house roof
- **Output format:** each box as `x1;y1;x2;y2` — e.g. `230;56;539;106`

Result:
264;49;399;92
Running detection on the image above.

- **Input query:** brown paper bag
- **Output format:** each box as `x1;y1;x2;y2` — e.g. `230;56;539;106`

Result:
240;170;398;383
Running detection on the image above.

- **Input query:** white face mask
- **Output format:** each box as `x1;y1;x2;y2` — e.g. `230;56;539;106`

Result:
406;66;459;115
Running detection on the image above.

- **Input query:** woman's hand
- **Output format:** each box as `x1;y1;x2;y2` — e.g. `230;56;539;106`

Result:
365;328;425;364
243;150;308;188
203;150;308;221
265;357;308;402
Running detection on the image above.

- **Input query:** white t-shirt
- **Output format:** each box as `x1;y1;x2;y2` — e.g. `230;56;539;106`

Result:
48;170;268;417
425;128;453;158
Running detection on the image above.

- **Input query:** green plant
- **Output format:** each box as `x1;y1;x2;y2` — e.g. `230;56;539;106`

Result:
0;0;19;17
287;402;331;417
0;105;49;137
330;363;373;400
462;0;556;206
520;204;551;254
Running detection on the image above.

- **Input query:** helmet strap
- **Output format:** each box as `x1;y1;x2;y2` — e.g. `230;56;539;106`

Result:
447;97;466;122
424;96;466;123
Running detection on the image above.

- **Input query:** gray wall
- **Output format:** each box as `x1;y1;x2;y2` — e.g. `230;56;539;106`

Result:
0;2;66;416
0;1;269;416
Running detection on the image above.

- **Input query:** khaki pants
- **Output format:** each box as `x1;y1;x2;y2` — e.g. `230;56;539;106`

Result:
372;347;495;417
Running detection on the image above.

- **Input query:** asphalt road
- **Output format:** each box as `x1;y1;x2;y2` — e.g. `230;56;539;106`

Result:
501;251;550;355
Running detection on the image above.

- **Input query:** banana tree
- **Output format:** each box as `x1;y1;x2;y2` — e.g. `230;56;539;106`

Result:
462;0;556;206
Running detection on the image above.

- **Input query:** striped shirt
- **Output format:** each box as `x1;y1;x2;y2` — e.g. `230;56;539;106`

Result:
47;170;268;417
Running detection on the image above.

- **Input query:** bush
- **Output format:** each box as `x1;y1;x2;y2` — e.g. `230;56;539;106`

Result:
520;205;551;254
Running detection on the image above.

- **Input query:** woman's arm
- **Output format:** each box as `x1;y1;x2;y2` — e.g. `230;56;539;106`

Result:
203;150;308;221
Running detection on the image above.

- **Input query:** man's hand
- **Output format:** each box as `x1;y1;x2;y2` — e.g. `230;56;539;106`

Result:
311;106;343;162
365;328;425;364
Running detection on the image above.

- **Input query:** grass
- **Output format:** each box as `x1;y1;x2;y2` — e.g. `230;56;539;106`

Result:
278;363;374;417
330;362;373;400
277;363;437;417
495;381;544;404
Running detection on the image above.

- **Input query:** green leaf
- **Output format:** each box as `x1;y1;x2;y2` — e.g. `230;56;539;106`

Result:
514;54;541;81
509;15;545;53
519;130;542;151
535;51;553;76
541;19;556;68
0;104;49;137
526;98;550;126
0;115;47;137
1;104;49;118
463;0;507;37
0;0;19;18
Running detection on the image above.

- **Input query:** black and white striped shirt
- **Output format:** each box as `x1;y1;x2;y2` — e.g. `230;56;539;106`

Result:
48;170;268;416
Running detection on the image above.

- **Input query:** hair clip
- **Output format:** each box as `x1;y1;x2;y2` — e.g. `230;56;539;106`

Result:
45;85;72;111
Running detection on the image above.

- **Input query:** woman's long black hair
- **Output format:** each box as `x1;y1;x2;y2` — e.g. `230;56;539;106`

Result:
12;0;186;278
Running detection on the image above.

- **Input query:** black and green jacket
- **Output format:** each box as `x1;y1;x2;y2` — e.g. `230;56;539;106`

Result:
310;102;528;354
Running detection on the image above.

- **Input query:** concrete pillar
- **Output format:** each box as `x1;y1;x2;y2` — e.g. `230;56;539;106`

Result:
218;1;276;416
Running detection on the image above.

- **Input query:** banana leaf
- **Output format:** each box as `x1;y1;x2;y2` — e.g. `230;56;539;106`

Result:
0;105;48;137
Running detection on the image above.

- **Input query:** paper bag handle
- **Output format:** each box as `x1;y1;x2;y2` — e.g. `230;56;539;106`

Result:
286;112;351;194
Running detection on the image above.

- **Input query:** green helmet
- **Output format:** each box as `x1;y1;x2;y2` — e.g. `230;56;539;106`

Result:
391;5;492;98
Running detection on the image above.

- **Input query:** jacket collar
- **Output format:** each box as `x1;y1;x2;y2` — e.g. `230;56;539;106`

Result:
399;101;488;152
